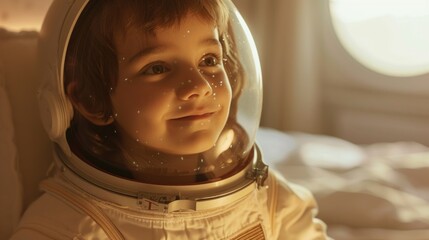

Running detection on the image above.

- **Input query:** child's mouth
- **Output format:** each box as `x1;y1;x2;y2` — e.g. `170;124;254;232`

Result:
172;112;216;121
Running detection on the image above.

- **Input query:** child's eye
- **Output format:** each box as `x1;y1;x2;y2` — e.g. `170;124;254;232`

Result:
199;54;220;67
141;62;170;75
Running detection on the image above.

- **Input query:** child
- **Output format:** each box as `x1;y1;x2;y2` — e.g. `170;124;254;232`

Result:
11;0;330;239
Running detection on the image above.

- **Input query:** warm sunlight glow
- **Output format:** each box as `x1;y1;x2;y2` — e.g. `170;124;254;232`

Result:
330;0;429;77
0;0;53;32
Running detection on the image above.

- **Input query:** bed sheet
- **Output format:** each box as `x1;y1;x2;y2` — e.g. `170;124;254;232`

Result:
256;127;429;240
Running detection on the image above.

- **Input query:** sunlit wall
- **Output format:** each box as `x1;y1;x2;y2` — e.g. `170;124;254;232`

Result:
0;0;53;32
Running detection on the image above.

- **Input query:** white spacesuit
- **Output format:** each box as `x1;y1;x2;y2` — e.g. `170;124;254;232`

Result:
10;0;330;239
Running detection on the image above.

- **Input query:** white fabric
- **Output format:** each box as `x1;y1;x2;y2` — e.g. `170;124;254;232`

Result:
10;171;329;239
256;127;429;240
0;74;22;240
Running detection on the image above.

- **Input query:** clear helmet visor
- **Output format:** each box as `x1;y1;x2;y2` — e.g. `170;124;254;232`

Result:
39;0;262;185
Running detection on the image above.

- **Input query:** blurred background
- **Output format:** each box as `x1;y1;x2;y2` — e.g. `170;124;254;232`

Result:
235;0;429;147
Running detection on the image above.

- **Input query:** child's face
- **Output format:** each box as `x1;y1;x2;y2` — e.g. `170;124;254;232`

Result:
110;13;232;155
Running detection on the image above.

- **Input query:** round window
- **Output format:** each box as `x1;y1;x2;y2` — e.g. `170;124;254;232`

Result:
330;0;429;77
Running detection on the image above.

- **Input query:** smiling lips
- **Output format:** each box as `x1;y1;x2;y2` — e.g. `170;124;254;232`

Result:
172;111;216;121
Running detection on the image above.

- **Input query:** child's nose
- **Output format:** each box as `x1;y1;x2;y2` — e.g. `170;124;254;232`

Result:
177;70;213;100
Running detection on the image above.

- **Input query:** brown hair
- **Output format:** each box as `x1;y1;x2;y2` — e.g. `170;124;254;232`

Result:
65;0;245;171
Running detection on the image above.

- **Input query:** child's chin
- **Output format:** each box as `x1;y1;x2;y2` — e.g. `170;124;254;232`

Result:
171;131;221;154
171;142;215;155
164;139;217;156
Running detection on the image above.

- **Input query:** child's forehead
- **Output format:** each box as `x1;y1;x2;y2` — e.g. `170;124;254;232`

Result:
119;14;218;36
114;14;221;58
107;1;228;37
118;14;218;38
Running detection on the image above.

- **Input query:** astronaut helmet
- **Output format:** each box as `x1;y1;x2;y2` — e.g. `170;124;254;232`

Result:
38;0;263;187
